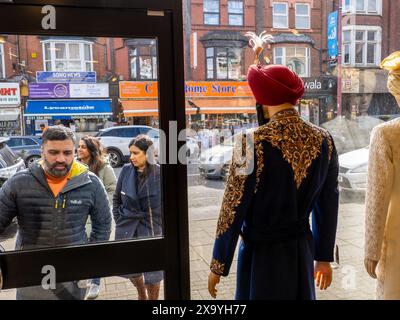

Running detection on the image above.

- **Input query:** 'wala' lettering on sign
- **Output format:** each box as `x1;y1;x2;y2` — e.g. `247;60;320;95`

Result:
0;83;21;105
304;80;322;90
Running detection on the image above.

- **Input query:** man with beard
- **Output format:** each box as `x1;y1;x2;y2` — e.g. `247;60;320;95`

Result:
0;126;111;299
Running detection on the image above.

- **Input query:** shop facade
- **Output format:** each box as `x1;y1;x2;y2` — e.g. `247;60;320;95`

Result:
0;82;22;136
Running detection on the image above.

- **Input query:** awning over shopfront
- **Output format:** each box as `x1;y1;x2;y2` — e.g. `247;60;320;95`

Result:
122;97;256;117
0;107;20;121
24;99;112;117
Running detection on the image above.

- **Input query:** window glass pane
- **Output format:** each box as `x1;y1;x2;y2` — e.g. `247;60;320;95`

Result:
207;58;214;78
45;61;52;71
130;48;137;56
55;43;66;59
275;57;283;65
274;47;283;56
216;49;227;79
344;44;351;63
204;0;219;13
356;0;365;11
139;56;153;79
274;3;287;14
296;4;309;15
343;30;351;42
367;43;375;63
296;16;310;29
84;44;91;61
228;1;243;14
55;61;66;71
130;57;137;79
227;48;241;79
356;31;364;41
44;43;51;60
273;16;288;28
204;13;219;25
68;61;81;71
69;43;80;59
295;48;306;57
152;57;158;79
229;14;243;26
368;0;377;12
206;47;214;57
355;43;364;63
367;31;376;41
287;57;306;76
286;47;295;56
85;62;92;72
22;138;37;146
7;138;22;147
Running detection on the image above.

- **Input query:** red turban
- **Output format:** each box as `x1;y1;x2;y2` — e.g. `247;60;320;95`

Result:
247;64;305;106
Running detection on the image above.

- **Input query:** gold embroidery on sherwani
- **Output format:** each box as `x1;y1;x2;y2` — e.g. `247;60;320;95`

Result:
254;109;330;189
210;258;225;275
216;133;254;238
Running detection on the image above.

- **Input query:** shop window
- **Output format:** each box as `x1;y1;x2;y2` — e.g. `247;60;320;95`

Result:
273;2;288;29
205;47;242;80
228;1;243;26
129;43;158;80
204;0;220;25
342;26;381;66
295;3;310;29
42;40;93;72
273;47;310;77
342;0;381;15
0;43;5;79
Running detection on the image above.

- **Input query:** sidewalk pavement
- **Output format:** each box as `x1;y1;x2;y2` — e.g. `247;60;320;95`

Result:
0;200;376;300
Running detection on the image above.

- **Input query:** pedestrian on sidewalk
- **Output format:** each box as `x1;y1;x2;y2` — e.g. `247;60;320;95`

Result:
77;135;117;299
0;126;112;300
113;134;163;300
208;32;339;300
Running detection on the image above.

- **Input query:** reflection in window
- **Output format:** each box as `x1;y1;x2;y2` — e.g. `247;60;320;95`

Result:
206;47;242;80
273;3;288;29
129;43;158;80
0;43;4;78
42;41;93;72
342;27;381;66
295;3;310;29
204;0;220;25
273;47;310;77
228;0;243;26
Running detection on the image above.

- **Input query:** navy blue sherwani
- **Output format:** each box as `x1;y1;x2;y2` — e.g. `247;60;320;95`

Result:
210;108;339;300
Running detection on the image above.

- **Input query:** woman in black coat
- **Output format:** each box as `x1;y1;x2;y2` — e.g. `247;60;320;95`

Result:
113;135;162;300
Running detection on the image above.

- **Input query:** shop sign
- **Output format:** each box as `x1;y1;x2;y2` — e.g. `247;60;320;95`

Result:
0;83;21;105
119;81;253;99
36;71;97;83
303;78;337;92
29;83;109;99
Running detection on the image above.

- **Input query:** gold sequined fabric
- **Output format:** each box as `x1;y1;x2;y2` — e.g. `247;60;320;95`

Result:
216;133;254;238
254;109;333;190
210;258;225;275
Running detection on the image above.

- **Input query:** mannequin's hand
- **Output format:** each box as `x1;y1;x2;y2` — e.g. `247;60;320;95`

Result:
314;261;333;290
208;272;221;299
364;258;378;279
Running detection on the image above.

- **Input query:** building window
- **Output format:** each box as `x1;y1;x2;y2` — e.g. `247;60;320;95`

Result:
295;3;310;29
342;0;381;15
204;0;220;25
129;43;158;80
228;1;244;26
0;43;5;79
273;47;310;77
206;47;242;80
342;26;381;66
273;2;288;29
42;41;93;72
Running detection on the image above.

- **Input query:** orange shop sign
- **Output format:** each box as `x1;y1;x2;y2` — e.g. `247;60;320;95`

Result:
119;81;253;99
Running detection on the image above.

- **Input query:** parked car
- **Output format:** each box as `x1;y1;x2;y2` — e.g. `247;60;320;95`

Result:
198;135;235;179
5;136;42;166
338;146;369;194
96;125;160;168
0;137;26;188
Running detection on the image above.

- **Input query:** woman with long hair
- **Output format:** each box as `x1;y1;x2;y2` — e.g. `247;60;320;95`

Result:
113;134;162;300
77;135;117;299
